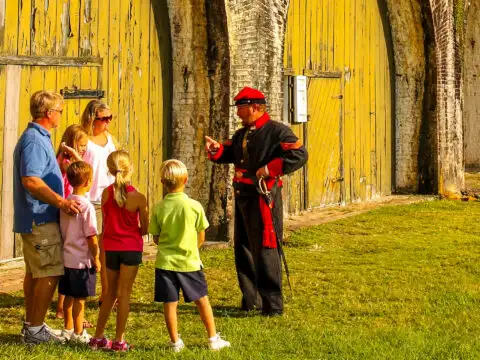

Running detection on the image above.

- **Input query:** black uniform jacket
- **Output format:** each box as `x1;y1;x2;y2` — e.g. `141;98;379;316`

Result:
209;113;308;183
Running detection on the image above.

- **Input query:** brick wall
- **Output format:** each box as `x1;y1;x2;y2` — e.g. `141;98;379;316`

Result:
463;0;480;168
429;0;465;192
226;0;288;127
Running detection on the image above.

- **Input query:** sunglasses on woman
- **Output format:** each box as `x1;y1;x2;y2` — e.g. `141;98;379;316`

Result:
95;115;113;121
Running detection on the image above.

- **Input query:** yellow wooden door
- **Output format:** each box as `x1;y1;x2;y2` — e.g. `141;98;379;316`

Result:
0;63;102;259
284;0;394;208
0;0;171;260
307;77;343;207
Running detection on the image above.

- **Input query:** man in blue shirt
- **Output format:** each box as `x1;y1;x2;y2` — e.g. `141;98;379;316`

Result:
14;90;81;345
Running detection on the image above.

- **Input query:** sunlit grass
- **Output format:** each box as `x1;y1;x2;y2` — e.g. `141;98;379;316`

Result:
0;200;480;359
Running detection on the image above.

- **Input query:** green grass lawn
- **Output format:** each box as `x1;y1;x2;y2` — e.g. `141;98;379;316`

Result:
1;200;480;359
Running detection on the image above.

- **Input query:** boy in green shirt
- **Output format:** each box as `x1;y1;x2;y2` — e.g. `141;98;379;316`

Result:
149;159;231;352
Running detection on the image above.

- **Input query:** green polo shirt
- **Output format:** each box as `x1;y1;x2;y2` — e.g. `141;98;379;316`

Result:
149;192;209;272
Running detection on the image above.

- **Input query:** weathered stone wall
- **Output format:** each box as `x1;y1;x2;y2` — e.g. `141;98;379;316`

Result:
164;0;468;243
166;0;232;241
429;0;465;192
464;0;480;169
204;1;232;240
384;0;466;193
384;0;426;193
167;0;210;205
225;0;288;126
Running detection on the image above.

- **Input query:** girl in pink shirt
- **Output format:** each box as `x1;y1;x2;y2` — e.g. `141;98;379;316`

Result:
56;124;89;198
89;150;148;352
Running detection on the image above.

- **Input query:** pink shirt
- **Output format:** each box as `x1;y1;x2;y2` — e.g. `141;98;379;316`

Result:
57;156;73;198
102;184;143;252
60;195;98;269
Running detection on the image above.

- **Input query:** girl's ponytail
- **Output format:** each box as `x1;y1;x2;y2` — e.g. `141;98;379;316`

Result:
106;150;132;207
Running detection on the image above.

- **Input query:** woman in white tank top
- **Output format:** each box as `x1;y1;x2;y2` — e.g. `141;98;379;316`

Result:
81;100;118;204
81;99;118;306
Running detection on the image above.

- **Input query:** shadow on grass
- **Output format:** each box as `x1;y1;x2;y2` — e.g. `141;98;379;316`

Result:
212;305;259;318
0;333;22;345
126;302;254;318
0;293;23;308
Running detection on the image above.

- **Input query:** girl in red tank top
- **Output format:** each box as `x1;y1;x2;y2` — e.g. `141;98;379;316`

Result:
90;150;149;352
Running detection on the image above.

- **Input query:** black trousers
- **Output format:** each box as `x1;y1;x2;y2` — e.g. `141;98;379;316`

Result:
233;183;283;313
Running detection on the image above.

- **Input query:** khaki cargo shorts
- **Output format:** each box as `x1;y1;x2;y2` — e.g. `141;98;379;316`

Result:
21;222;64;279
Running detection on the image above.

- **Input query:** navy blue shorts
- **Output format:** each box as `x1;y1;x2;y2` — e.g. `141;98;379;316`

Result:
154;269;208;303
58;267;96;298
105;251;142;270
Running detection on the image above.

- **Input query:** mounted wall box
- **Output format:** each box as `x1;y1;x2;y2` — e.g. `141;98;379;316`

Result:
60;89;105;99
293;75;308;123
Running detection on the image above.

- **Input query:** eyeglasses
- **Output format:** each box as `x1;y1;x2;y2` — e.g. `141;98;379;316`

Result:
49;108;63;115
95;115;113;122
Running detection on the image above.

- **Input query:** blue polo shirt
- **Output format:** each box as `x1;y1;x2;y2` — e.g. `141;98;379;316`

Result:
13;122;64;233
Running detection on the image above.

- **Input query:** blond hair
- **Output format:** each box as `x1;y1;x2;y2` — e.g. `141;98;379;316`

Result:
106;150;133;207
81;99;111;136
56;124;88;157
160;159;188;191
30;91;63;119
67;161;93;187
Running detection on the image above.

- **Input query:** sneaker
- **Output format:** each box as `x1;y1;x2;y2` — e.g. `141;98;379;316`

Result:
71;329;91;344
111;340;129;352
61;328;74;341
89;337;113;350
20;322;29;337
24;325;66;345
168;338;185;353
208;333;231;351
44;323;63;337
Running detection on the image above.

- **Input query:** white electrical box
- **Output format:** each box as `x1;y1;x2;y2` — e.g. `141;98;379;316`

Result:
293;75;308;123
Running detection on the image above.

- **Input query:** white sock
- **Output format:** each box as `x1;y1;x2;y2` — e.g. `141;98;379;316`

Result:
64;328;74;334
209;334;219;341
27;325;43;334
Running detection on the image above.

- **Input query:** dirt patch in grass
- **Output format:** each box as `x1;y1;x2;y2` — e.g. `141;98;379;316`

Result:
284;194;434;233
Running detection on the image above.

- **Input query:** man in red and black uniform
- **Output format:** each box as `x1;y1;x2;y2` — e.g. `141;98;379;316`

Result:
205;87;308;315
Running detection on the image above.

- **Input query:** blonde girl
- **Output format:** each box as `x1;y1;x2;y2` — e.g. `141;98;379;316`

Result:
89;150;148;352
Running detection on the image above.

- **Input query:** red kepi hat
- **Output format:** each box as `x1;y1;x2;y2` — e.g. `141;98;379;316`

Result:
233;87;267;106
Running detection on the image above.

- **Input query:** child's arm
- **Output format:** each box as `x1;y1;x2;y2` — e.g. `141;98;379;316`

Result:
61;143;83;162
87;234;101;272
138;193;149;235
198;230;205;248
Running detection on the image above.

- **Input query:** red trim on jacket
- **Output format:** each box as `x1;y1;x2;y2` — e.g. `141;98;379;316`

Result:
259;196;276;248
266;158;284;177
208;144;224;161
252;112;270;130
280;139;303;150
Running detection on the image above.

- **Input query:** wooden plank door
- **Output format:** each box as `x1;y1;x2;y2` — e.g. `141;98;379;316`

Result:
307;77;343;208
